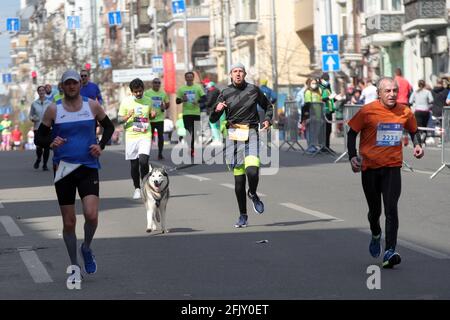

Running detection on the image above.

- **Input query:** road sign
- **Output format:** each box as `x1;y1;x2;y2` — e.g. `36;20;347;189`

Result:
112;68;156;83
100;57;112;69
321;34;339;52
152;55;163;74
6;18;20;32
108;11;122;26
171;0;186;14
322;54;340;72
67;16;81;30
2;73;12;84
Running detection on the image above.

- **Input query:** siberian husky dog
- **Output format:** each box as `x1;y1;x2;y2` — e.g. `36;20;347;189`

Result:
141;166;170;233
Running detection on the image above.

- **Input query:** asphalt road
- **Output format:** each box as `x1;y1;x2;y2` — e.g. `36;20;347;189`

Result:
0;139;449;300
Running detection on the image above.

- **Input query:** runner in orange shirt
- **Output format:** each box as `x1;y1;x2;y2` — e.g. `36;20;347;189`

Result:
347;77;424;269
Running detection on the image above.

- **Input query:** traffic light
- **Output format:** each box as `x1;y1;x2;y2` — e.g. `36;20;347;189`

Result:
31;71;37;84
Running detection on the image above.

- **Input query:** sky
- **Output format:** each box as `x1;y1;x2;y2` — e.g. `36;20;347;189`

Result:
0;0;20;71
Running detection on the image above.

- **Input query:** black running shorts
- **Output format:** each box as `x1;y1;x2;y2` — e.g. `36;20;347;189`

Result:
54;166;99;206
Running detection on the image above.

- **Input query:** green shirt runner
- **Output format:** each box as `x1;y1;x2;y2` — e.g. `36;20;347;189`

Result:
176;84;205;116
144;89;169;123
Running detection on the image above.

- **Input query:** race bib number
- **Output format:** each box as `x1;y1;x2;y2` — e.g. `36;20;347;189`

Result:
132;117;149;133
152;98;162;109
228;124;250;141
185;92;196;103
376;123;402;146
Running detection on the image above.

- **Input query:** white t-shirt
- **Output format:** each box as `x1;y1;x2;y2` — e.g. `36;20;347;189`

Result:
361;85;378;104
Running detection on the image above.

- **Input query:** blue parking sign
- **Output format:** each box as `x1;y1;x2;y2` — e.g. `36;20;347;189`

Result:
6;18;20;32
172;0;186;14
67;16;80;30
108;11;122;26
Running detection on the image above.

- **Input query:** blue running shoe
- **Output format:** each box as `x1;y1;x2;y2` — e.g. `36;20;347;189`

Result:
234;215;248;228
247;190;264;214
369;233;382;258
80;243;97;274
382;249;401;269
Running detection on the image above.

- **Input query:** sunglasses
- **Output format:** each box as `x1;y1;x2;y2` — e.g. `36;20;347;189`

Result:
80;75;88;78
153;81;161;84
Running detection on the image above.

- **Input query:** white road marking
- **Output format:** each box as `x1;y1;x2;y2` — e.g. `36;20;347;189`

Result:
220;184;267;197
19;248;53;283
0;216;24;237
280;203;344;221
182;174;211;182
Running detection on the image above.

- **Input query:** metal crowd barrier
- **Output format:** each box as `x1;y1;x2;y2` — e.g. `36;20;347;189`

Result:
279;101;305;152
430;106;450;179
334;104;362;163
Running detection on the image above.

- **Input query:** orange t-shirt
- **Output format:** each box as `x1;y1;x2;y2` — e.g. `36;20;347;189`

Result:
348;100;417;170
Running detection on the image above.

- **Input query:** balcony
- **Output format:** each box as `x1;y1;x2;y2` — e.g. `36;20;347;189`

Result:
403;0;448;31
234;21;258;37
363;14;404;46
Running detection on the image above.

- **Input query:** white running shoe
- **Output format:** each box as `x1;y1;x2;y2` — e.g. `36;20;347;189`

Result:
133;188;141;199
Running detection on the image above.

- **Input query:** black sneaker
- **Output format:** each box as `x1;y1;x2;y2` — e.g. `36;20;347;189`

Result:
247;190;264;214
42;165;49;171
33;160;40;169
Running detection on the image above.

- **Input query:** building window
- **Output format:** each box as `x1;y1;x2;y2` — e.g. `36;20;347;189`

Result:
237;0;257;21
366;0;403;13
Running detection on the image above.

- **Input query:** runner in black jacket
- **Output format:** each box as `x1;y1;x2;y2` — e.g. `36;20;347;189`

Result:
210;63;273;228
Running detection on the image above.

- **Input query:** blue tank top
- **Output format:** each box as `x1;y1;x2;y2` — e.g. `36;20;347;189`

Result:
52;97;100;169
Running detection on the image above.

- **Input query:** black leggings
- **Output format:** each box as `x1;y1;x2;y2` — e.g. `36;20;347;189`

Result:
183;115;201;152
415;111;430;138
34;130;50;165
325;113;332;148
234;166;259;215
361;167;401;251
130;154;150;189
150;121;164;156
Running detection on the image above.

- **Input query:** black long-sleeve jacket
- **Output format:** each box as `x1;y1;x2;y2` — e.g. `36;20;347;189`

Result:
209;82;273;129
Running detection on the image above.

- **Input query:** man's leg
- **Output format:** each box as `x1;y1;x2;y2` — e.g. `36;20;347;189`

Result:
155;122;164;158
130;159;141;189
43;147;50;169
183;115;195;154
77;167;100;274
55;173;78;267
361;169;383;237
381;167;401;251
138;154;150;180
60;205;79;266
234;166;248;227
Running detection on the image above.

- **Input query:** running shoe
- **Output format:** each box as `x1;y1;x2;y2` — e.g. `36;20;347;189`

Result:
80;243;97;274
382;249;401;269
247;190;264;214
234;214;248;228
369;233;382;258
133;188;141;199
